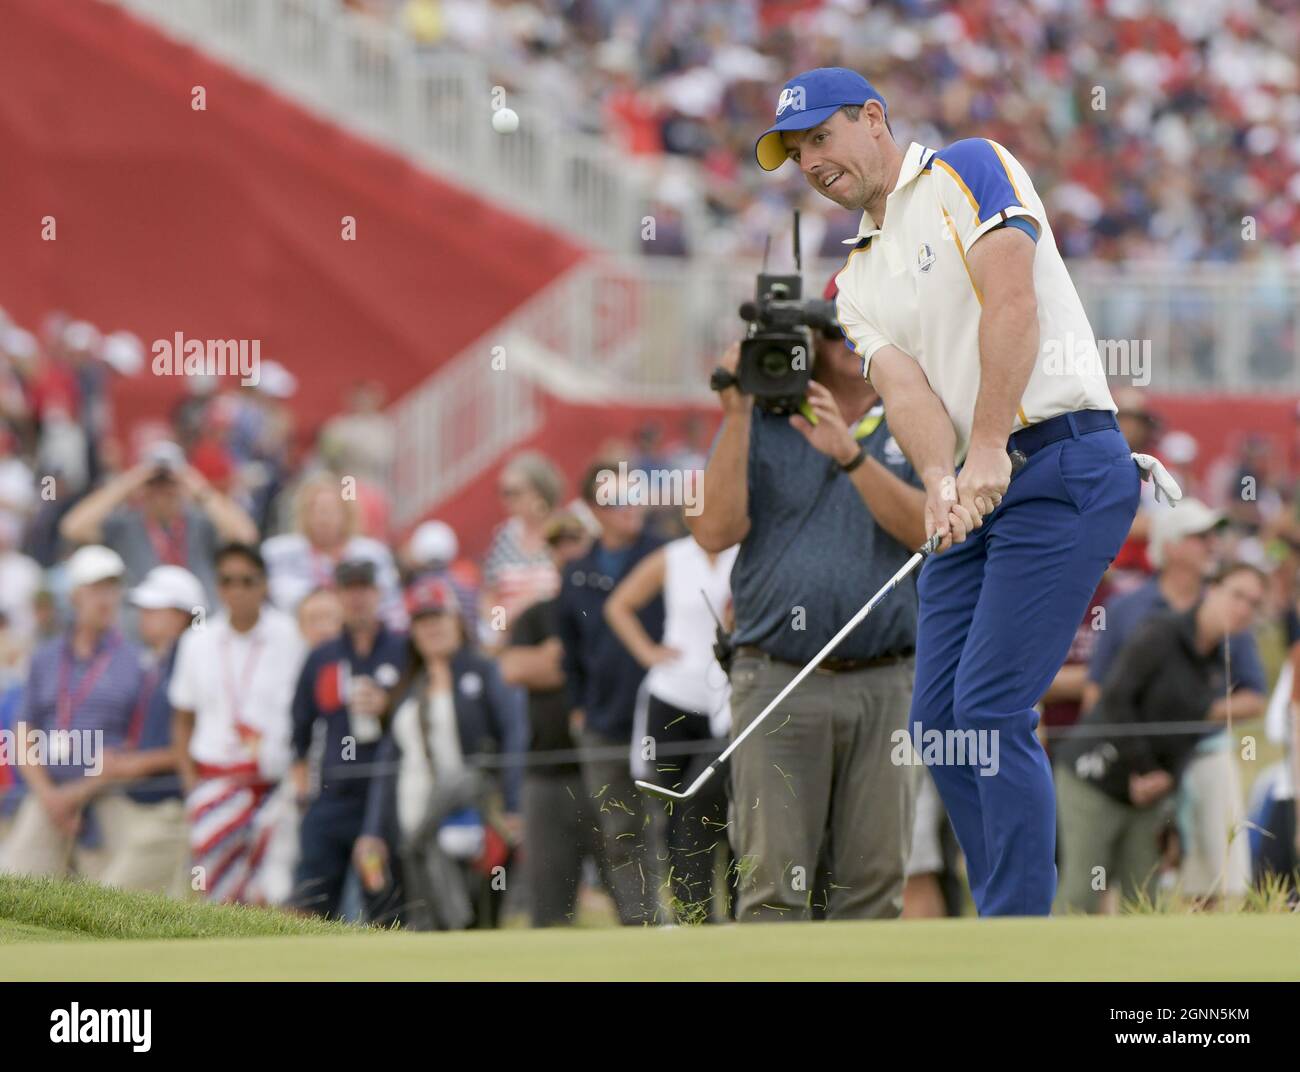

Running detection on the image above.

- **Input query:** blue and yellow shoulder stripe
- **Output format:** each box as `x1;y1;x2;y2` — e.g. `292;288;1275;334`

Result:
926;139;1039;242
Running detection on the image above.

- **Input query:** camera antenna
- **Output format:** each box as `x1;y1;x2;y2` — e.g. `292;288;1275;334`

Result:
792;208;802;272
761;234;771;273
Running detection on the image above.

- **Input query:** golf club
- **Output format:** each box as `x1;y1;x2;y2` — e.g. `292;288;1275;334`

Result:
636;452;1027;802
635;531;941;802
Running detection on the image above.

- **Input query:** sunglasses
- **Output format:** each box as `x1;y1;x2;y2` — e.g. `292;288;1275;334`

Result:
218;573;261;588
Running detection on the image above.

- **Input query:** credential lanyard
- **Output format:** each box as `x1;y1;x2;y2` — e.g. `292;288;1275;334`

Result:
145;514;188;567
221;631;265;727
56;635;120;732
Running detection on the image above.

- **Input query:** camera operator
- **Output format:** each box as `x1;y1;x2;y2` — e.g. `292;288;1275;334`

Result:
690;278;927;922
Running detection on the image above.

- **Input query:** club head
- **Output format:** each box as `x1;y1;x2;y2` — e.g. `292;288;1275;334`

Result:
634;779;693;801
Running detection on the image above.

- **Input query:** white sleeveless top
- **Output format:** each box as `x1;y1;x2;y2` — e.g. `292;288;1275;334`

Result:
392;688;463;839
644;537;737;718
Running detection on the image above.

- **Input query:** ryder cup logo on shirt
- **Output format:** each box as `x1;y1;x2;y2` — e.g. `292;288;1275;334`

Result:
775;86;806;116
918;243;935;273
459;672;483;699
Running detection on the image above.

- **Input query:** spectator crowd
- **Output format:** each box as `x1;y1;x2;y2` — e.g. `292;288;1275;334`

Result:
346;0;1300;261
1;0;1299;947
2;300;1300;926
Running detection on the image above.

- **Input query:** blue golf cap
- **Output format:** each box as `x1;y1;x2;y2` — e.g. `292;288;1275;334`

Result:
755;67;887;172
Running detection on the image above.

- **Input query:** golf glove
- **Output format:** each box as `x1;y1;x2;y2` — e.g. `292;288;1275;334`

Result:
1131;452;1183;506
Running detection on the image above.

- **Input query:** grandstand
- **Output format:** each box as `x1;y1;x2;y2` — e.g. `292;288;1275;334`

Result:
4;0;1296;547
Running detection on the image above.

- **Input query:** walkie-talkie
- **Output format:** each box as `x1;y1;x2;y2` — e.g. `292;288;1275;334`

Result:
701;588;734;676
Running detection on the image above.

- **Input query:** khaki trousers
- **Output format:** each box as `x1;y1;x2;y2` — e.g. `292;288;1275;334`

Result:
0;793;190;897
728;654;917;922
1178;745;1250;900
1055;766;1171;913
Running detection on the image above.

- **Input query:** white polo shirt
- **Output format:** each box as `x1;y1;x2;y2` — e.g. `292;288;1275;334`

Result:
834;139;1116;463
168;606;306;780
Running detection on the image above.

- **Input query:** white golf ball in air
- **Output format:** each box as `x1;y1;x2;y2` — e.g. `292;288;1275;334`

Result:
492;107;519;134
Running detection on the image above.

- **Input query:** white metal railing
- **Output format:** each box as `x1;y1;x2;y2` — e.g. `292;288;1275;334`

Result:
1071;261;1300;392
105;0;655;252
389;314;544;529
467;257;1300;401
387;257;1300;521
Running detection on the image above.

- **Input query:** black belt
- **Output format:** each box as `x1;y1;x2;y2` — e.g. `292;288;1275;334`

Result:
735;645;914;675
1008;409;1118;461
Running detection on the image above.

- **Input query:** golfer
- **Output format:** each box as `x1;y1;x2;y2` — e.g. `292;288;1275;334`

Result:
756;68;1141;915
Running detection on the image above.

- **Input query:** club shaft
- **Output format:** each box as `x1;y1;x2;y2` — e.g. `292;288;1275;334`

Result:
648;455;1025;802
671;543;932;799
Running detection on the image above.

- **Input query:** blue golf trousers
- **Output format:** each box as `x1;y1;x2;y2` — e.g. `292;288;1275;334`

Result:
911;418;1140;916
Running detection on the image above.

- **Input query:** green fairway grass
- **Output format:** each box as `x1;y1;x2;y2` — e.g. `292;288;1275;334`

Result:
0;875;355;942
4;917;1298;982
1;872;1298;980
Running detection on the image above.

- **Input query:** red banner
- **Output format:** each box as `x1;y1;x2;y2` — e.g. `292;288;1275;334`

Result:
0;0;587;437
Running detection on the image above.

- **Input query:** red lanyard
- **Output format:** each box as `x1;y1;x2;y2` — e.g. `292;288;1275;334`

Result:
220;630;265;726
56;635;120;731
145;514;188;567
126;664;162;748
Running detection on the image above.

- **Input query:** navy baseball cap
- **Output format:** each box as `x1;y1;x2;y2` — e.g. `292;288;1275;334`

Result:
755;67;888;172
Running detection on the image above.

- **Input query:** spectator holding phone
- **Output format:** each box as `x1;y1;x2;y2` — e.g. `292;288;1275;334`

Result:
60;440;257;605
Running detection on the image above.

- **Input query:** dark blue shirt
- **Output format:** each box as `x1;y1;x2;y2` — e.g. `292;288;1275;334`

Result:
125;645;182;805
556;531;664;738
292;625;408;805
730;403;922;662
1088;578;1266;694
1062;607;1234;802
